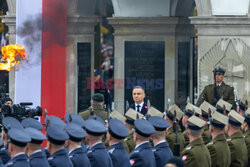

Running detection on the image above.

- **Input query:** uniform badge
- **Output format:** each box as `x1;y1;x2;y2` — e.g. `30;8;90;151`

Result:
108;148;115;154
130;159;135;166
48;157;54;161
182;155;188;161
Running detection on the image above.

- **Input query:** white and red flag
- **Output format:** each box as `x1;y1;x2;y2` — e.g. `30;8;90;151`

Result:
16;0;67;118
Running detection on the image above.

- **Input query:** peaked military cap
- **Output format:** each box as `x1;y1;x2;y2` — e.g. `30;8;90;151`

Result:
237;94;250;111
110;109;126;123
125;108;143;125
228;110;244;127
184;103;195;117
88;115;105;125
193;106;202;116
166;104;183;121
21;118;43;130
200;101;216;119
148;106;164;118
65;113;85;127
148;116;169;131
45;115;66;130
108;118;129;139
46;126;69;145
8;128;31;147
187;116;206;130
133;119;155;137
92;93;104;102
85;119;107;136
216;99;232;113
66;123;87;142
210;111;228;128
213;67;225;75
24;127;46;144
244;108;250;123
2;117;23;132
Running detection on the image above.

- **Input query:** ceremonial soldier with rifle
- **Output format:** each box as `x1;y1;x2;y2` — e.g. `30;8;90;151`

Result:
196;67;234;107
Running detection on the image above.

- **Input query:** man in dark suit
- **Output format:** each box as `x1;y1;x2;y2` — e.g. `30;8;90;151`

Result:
128;86;148;115
196;67;234;107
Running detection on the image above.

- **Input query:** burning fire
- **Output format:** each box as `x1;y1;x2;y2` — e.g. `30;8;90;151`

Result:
0;44;27;71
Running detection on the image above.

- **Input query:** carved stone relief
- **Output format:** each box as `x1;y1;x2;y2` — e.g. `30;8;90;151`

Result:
199;38;250;99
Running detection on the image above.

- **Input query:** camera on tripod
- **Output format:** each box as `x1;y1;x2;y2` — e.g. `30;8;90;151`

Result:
1;102;42;121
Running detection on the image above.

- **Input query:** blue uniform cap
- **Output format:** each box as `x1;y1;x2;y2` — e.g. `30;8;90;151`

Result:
24;127;46;144
85;119;107;136
108;118;129;139
45;115;66;130
65;113;85;127
8;128;31;147
134;119;155;137
148;116;170;131
88;115;106;125
66;123;87;142
21;118;43;130
2;117;24;132
46;126;69;145
213;67;225;75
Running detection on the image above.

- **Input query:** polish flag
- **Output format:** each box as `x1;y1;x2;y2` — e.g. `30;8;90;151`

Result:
16;0;67;118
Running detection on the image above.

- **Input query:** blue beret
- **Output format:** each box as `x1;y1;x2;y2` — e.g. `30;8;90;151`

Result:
46;126;69;145
148;116;170;131
108;119;129;139
2;117;23;132
65;113;85;127
21;118;43;130
24;127;46;144
8;128;31;147
92;93;104;102
45;116;66;130
134;119;155;137
85;119;107;136
66;123;87;142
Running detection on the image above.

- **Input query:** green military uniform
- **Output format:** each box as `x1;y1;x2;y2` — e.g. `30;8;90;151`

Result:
124;133;135;153
183;129;189;147
244;129;250;167
166;125;185;154
196;82;234;107
181;137;211;167
79;104;107;121
202;124;211;145
207;134;231;167
227;131;248;167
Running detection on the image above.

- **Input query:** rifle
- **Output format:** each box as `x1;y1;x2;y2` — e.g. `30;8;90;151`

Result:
213;74;218;106
173;110;180;156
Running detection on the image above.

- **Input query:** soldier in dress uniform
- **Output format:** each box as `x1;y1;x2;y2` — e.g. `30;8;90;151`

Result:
85;119;113;167
129;119;156;167
200;101;215;144
225;110;248;166
5;128;31;167
242;108;250;167
181;116;211;167
65;123;91;167
107;118;130;167
0;117;23;165
206;111;231;167
164;104;185;154
196;67;234;107
25;127;49;167
46;126;73;167
216;99;232;115
79;93;107;121
148;116;173;167
182;103;195;147
236;94;250;116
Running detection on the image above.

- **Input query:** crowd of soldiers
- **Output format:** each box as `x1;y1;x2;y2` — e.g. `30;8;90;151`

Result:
0;67;249;167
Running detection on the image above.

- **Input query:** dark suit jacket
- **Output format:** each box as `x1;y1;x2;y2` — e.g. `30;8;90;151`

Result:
153;142;173;167
69;147;91;167
107;142;130;167
48;148;73;167
29;150;49;167
128;102;148;116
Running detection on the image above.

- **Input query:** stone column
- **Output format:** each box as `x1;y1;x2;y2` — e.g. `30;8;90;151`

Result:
109;17;181;113
190;16;250;98
2;0;16;100
66;15;99;113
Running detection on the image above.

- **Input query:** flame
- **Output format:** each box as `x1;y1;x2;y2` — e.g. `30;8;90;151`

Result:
0;44;27;71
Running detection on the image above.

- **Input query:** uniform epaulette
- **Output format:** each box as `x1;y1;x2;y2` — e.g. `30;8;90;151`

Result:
6;162;13;166
133;150;140;153
185;146;192;150
48;157;54;161
108;148;115;154
152;148;156;152
87;150;92;154
124;138;128;141
69;155;73;159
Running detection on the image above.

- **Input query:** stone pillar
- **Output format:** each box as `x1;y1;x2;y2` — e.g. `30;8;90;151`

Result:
190;16;250;99
108;17;181;113
2;0;16;100
66;15;99;113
